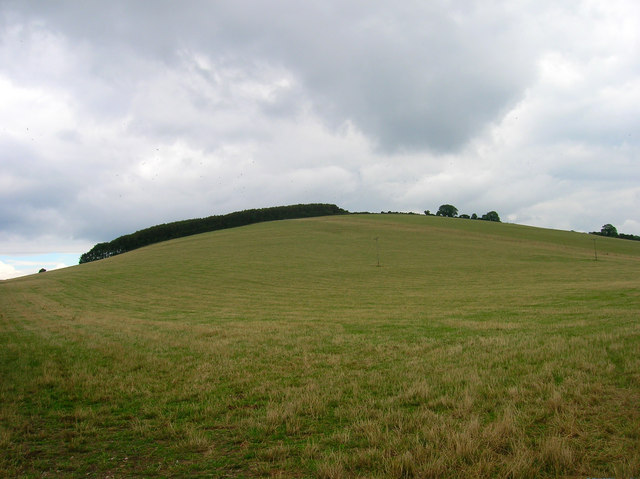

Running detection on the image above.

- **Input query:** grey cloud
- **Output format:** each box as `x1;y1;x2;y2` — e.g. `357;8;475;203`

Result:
216;1;534;152
2;1;535;152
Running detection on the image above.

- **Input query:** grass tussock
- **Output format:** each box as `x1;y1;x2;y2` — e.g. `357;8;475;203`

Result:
1;214;639;477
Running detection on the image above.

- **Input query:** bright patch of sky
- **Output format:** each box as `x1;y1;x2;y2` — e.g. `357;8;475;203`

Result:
0;253;80;280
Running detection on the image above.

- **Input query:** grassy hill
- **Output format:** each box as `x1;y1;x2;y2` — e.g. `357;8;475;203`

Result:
1;214;639;477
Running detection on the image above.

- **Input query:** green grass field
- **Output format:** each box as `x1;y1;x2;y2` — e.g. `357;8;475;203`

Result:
1;214;639;477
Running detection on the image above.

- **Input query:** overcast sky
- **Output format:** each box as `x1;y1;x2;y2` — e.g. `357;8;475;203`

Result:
1;0;639;278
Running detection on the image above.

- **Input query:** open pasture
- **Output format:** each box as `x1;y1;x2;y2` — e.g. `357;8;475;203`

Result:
1;214;639;477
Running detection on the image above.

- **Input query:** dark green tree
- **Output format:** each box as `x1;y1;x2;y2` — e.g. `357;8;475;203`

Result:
436;204;458;217
600;224;618;237
481;211;501;222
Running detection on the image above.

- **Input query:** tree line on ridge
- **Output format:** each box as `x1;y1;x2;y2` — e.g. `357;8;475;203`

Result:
79;204;347;264
424;204;501;222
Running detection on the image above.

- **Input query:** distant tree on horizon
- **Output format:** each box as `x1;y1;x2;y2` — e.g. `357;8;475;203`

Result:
481;211;501;222
436;204;458;217
600;224;618;237
590;224;640;241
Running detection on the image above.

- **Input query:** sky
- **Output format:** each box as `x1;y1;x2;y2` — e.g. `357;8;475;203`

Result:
1;0;639;279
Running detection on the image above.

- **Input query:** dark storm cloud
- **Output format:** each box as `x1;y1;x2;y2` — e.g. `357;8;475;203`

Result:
3;0;533;152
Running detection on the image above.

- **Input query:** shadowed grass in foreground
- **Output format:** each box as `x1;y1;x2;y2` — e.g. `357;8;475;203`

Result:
1;214;639;477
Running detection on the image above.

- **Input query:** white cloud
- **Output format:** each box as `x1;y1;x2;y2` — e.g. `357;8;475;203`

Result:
0;260;22;280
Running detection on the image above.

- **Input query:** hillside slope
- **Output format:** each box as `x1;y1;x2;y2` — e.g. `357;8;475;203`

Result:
2;214;639;477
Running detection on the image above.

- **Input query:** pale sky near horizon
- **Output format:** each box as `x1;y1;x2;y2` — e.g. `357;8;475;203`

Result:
1;1;639;279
